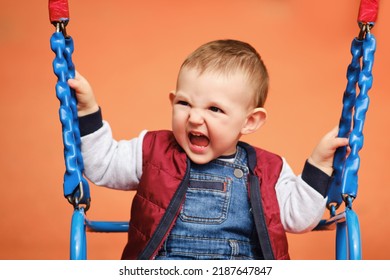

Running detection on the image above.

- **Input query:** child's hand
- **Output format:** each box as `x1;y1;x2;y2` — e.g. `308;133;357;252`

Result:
68;71;99;116
308;126;349;176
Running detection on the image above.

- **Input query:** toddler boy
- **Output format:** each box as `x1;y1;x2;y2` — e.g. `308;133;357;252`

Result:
69;39;348;260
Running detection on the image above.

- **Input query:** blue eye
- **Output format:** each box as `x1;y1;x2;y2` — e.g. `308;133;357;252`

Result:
209;106;223;113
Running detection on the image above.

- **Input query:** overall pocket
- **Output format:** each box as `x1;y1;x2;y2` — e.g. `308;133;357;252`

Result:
179;173;231;224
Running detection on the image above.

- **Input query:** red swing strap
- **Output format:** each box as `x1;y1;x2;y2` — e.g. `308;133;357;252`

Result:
49;0;70;24
358;0;379;24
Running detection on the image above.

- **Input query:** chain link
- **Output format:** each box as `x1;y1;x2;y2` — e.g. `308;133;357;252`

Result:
50;27;90;210
327;32;376;213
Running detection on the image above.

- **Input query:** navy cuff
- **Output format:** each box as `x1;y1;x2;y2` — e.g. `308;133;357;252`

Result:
79;108;103;137
301;160;331;198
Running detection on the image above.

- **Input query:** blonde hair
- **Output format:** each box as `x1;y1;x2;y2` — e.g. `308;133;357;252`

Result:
179;39;269;107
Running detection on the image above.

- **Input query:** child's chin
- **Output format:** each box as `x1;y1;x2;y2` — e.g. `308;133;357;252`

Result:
188;153;213;165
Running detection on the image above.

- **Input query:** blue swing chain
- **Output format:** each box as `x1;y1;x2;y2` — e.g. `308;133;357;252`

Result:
48;19;376;217
50;22;91;211
327;24;376;215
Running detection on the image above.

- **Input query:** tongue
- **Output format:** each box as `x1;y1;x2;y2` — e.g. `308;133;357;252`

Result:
190;134;209;147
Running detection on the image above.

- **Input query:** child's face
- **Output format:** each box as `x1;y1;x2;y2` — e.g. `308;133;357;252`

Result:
170;67;266;164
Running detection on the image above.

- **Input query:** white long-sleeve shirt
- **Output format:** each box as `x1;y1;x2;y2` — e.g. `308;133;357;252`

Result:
81;119;329;234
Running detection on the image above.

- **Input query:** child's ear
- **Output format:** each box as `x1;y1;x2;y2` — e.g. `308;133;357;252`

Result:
241;107;267;135
169;90;176;105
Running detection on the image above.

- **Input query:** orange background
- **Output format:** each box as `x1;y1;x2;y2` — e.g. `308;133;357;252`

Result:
0;0;389;260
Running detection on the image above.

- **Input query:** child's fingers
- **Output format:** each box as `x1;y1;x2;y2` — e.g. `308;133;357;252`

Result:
67;78;81;93
333;137;349;149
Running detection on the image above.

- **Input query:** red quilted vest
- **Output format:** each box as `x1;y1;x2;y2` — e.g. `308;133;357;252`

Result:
121;130;289;260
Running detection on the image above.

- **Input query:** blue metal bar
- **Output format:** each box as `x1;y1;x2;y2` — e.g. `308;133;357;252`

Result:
86;220;129;233
334;208;361;260
70;208;128;259
314;212;344;231
336;220;348;260
70;208;87;260
346;208;362;259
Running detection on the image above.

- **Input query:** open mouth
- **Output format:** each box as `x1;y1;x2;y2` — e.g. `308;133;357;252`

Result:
188;132;210;148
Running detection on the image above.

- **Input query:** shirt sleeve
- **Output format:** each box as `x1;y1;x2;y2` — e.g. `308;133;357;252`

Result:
275;158;330;233
80;120;146;191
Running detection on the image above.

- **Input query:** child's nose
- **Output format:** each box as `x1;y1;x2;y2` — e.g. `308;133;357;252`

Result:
188;108;204;125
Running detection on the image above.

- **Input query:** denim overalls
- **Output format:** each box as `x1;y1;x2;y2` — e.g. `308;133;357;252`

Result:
155;146;261;260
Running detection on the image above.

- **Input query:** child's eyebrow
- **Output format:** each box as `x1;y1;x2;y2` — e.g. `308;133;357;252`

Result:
174;91;189;99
